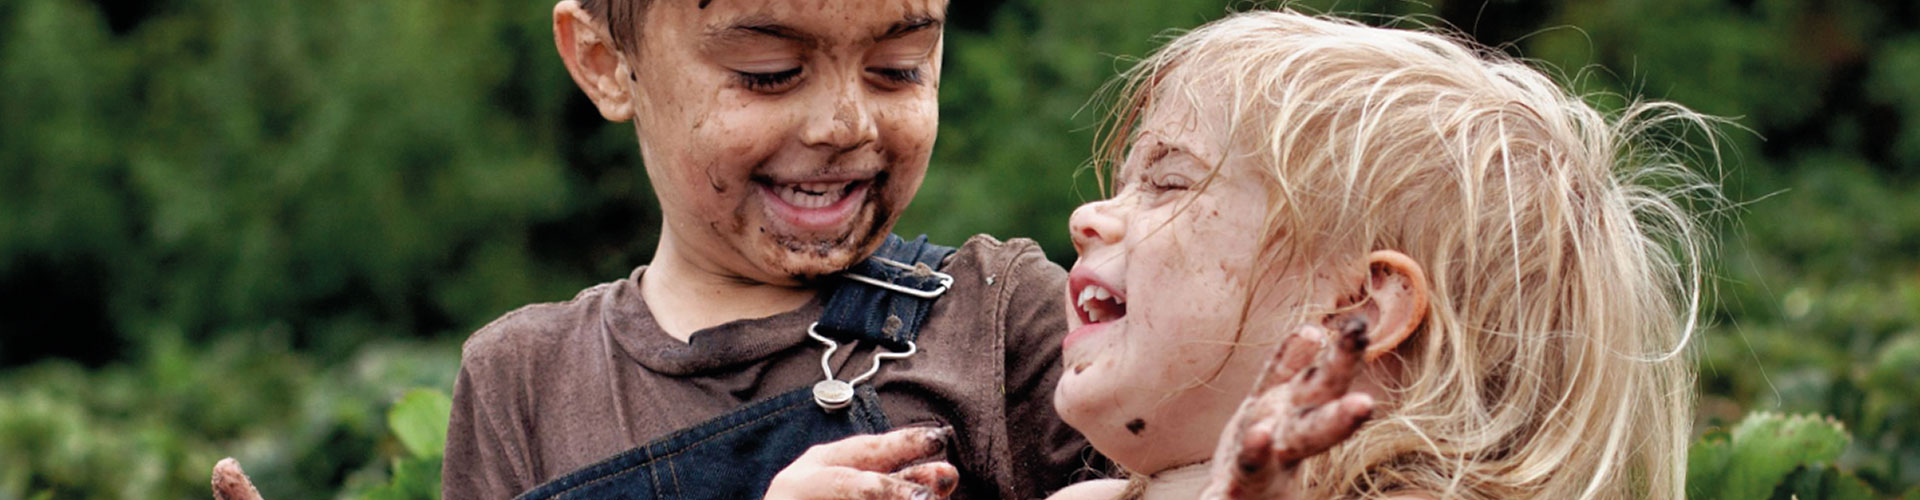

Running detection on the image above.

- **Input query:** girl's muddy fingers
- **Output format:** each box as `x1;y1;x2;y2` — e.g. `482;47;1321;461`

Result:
1224;419;1283;500
1274;393;1375;463
211;458;265;500
1254;324;1328;392
797;426;952;472
1290;318;1370;407
889;461;959;498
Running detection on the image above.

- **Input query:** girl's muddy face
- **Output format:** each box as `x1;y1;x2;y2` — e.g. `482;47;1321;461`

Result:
1056;85;1290;474
630;0;944;283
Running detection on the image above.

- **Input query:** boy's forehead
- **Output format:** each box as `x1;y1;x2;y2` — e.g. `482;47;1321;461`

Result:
658;0;947;34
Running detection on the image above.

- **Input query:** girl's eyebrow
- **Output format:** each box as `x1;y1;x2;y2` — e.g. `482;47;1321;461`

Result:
1116;140;1171;182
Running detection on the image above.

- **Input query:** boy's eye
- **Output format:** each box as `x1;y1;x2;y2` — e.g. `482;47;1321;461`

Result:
867;67;923;87
735;67;803;92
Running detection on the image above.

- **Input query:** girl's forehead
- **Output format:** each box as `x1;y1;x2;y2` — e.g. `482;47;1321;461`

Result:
1127;91;1225;165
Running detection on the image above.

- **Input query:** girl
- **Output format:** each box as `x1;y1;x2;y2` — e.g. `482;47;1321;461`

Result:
1050;10;1718;500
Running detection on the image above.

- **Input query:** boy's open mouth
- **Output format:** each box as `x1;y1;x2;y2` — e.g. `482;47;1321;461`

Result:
755;176;877;233
771;180;866;209
1073;282;1127;324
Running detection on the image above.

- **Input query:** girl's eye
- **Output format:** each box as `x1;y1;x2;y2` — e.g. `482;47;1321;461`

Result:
736;67;803;92
868;67;923;86
1145;174;1193;193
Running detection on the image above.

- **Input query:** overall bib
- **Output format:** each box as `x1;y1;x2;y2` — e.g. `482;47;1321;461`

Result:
514;234;958;500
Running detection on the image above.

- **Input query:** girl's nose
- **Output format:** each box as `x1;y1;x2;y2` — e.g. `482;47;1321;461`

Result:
1069;199;1126;253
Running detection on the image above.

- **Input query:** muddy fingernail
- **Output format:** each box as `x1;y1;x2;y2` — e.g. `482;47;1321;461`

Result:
924;426;952;452
911;486;933;500
1339;317;1369;352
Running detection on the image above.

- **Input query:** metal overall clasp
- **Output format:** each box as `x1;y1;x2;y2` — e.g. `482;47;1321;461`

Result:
841;256;954;299
807;322;918;411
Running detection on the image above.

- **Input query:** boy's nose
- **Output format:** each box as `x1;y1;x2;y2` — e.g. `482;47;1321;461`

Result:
1068;199;1126;253
800;79;878;153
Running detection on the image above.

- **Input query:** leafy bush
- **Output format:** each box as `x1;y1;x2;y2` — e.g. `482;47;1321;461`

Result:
2;0;1917;498
0;332;457;500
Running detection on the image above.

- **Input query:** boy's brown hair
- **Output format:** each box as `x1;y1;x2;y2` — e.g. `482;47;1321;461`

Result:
578;0;654;55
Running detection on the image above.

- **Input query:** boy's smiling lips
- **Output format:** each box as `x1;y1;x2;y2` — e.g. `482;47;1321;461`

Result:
752;172;882;233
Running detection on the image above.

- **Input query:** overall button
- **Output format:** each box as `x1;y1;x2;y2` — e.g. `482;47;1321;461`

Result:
813;380;855;410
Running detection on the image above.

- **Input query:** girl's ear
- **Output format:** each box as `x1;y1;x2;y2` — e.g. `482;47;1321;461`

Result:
554;0;638;121
1339;250;1429;361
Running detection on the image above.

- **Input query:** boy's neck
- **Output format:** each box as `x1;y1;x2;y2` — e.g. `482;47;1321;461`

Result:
640;240;818;342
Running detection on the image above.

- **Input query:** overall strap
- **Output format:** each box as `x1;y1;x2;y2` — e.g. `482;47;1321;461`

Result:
815;234;958;351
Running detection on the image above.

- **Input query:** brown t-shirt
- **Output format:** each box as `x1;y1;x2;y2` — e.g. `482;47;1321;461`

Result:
442;235;1091;500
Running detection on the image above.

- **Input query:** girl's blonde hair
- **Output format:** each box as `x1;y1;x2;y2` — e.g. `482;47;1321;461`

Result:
1095;10;1721;500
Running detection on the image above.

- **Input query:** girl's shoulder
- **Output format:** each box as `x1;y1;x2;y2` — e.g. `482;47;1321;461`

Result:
1045;479;1130;500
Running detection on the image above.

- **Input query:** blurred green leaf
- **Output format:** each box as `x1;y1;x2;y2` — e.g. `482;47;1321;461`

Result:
387;389;453;460
1689;413;1853;500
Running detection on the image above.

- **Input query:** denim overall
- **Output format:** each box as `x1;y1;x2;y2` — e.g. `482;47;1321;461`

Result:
514;235;958;500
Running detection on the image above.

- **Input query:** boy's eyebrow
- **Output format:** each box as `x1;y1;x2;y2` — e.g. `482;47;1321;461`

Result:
709;16;819;48
707;14;941;48
878;15;941;40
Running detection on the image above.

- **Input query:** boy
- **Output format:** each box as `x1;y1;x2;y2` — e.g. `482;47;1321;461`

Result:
440;1;1088;499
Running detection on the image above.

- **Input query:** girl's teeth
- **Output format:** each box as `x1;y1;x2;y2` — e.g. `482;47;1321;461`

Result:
1076;285;1124;323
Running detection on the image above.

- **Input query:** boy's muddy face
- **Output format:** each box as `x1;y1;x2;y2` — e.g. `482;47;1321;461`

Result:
630;0;944;283
1055;81;1293;474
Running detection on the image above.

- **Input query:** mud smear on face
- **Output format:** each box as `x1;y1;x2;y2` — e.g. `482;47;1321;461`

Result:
762;171;897;281
1125;418;1146;435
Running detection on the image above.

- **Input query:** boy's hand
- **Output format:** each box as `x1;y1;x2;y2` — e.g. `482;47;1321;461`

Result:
765;426;961;500
212;458;266;500
1203;320;1375;500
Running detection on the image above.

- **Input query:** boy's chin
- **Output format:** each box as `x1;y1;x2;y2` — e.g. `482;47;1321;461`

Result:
752;231;890;285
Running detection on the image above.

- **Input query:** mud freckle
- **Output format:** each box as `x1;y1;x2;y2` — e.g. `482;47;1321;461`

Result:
1125;418;1147;435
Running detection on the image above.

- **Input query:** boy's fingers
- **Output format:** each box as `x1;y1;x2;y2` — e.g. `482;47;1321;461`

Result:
798;426;952;473
1275;393;1374;463
889;462;959;498
814;468;938;500
211;458;265;500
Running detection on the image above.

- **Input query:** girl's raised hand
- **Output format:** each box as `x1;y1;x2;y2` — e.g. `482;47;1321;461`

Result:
1203;320;1375;500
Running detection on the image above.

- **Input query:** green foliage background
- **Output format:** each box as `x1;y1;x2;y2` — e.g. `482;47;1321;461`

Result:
1;0;1915;498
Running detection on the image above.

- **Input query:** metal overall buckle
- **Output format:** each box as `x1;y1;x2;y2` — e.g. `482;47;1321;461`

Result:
807;322;918;411
842;256;954;299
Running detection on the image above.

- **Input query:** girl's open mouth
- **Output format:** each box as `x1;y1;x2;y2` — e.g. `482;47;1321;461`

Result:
1073;282;1127;324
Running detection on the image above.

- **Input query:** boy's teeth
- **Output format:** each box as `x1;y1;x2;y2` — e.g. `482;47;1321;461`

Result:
776;182;851;209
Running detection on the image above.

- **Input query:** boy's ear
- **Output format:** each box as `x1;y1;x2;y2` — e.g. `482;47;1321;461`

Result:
1333;250;1430;361
554;0;637;122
